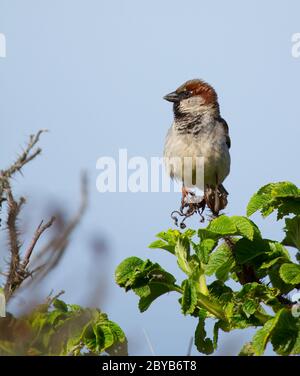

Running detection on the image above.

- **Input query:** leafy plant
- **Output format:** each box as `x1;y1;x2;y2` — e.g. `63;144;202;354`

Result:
115;181;300;355
0;296;127;355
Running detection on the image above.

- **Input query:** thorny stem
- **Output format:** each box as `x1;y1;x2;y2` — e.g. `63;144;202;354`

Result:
1;131;56;302
173;284;226;321
22;216;56;270
196;292;226;321
0;130;46;183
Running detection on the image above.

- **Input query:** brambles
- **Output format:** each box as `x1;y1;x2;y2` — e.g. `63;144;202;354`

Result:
116;181;300;355
0;132;127;356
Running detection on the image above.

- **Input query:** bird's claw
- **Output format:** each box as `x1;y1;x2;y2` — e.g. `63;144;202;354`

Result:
171;195;206;228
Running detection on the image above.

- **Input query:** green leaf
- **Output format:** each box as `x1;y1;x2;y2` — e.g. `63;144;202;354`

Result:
242;299;258;318
93;323;114;352
53;299;68;313
213;321;222;350
183;229;197;238
82;322;97;352
106;321;127;356
271;182;299;196
207;216;237;235
271;310;298;355
279;263;300;285
115;257;144;290
205;243;234;282
116;257;178;311
276;197;300;220
194;316;214;355
181;279;197;315
252;317;278;355
175;238;191;275
107;320;126;344
282;216;300;250
196;239;217;264
80;312;127;355
231;216;261;240
269;241;290;257
234;238;269;264
247;182;300;219
149;229;196;254
188;253;201;271
198;228;221;241
136;282;176;312
148;240;175;254
156;229;181;242
208;281;233;304
269;267;295;294
237;282;279;303
290;330;300;355
260;257;286;269
247;192;271;217
252;309;297;355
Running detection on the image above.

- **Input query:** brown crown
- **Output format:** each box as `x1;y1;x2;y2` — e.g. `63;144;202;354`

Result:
176;79;218;105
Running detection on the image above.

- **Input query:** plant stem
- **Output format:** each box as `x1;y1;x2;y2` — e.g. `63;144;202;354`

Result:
254;311;271;325
199;264;209;296
172;283;226;321
197;292;226;321
172;285;184;294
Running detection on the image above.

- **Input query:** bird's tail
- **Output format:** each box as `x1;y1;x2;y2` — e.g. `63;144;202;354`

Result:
204;184;228;216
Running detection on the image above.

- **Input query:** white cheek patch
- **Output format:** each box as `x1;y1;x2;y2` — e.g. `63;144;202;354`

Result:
179;96;204;114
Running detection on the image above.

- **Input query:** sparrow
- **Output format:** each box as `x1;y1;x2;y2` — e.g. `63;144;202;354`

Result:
163;79;231;217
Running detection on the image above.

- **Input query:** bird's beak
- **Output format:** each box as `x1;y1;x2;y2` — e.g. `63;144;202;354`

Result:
163;91;180;103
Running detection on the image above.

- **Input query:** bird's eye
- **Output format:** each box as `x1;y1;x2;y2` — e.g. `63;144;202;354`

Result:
182;90;192;98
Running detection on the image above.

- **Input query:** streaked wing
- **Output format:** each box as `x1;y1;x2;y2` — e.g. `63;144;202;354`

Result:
219;117;231;149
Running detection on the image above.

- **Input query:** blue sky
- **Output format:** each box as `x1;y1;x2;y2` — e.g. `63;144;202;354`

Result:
1;0;300;355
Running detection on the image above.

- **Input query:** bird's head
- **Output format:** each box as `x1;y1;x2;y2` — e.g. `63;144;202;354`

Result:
163;79;219;117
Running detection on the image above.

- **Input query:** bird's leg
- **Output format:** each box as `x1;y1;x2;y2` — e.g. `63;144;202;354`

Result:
171;184;208;228
181;185;195;209
214;189;220;216
212;174;220;215
204;179;228;218
204;185;216;217
181;185;189;208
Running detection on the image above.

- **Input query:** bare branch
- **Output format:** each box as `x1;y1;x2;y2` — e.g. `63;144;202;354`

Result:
0;130;47;228
4;185;26;299
1;131;88;304
4;212;55;301
46;289;65;307
1;130;47;182
22;216;56;269
1;130;53;302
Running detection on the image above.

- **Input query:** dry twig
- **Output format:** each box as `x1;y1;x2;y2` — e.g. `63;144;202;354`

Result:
1;131;88;304
22;216;56;270
1;131;56;301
